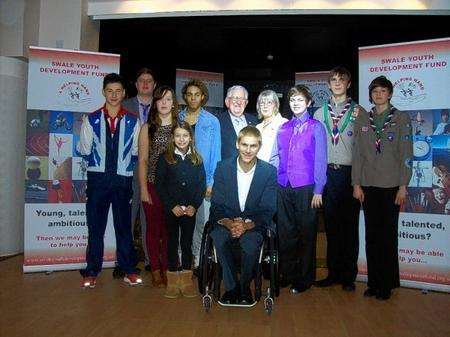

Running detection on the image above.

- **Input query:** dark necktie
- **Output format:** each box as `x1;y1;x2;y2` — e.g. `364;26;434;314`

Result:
140;103;150;123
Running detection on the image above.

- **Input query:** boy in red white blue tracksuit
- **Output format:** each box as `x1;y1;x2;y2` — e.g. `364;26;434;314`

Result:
78;73;142;288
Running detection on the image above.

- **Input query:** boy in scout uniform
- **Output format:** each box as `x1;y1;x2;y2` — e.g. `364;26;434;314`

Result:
314;67;362;291
352;75;413;300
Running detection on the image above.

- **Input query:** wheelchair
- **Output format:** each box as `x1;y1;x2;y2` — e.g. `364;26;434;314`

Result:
197;221;279;315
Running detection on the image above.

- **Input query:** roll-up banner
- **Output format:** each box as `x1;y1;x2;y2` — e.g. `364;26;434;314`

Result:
175;68;224;114
24;47;120;272
358;38;450;292
295;71;331;107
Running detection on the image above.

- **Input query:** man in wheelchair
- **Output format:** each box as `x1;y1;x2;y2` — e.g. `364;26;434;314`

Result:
209;126;277;305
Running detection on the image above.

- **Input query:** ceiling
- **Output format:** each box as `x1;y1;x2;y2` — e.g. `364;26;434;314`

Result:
88;0;450;19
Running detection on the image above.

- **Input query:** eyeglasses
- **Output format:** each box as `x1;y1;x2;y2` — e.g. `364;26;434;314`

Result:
228;96;247;103
259;100;275;106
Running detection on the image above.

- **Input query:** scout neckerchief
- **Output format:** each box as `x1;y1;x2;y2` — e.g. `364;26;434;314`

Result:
369;105;396;154
323;98;355;145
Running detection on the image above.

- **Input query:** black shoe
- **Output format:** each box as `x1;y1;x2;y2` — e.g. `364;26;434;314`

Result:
315;276;338;288
290;284;310;294
240;286;254;305
279;277;291;288
342;282;356;292
363;287;378;297
376;290;391;300
220;287;239;304
112;266;125;279
144;265;152;272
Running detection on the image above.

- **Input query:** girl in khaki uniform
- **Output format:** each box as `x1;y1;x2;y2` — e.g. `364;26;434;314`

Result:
352;76;413;300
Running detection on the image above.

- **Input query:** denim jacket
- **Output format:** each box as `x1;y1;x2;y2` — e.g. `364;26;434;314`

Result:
179;108;221;188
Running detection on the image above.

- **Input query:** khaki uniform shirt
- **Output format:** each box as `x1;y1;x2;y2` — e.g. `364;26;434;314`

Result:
351;107;413;188
314;100;363;166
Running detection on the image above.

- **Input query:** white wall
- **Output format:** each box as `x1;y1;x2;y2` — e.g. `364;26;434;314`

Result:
0;56;27;256
38;0;82;49
0;0;98;256
0;0;25;56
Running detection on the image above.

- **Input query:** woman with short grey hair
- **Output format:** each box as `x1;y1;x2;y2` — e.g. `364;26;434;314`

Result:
255;90;287;162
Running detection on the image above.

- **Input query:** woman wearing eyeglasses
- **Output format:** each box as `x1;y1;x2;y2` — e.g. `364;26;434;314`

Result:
255;89;287;163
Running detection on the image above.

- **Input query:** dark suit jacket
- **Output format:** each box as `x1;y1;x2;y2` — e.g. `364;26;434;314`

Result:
122;97;139;114
123;97;150;124
215;110;258;160
209;157;277;233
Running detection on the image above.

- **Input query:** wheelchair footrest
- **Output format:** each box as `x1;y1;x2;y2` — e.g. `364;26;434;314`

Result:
217;300;258;308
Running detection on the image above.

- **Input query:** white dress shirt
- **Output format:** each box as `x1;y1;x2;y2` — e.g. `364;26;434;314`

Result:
230;112;248;135
236;158;256;212
174;147;191;160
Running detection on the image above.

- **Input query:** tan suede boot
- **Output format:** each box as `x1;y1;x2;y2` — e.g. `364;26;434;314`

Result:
151;270;164;288
179;270;197;298
164;271;180;299
160;269;168;287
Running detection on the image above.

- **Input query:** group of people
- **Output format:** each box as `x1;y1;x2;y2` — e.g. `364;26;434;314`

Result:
78;66;413;304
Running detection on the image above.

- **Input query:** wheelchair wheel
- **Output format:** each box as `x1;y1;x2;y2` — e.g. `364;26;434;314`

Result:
264;296;274;315
266;229;279;298
254;263;262;301
213;262;221;300
198;223;214;295
202;293;212;313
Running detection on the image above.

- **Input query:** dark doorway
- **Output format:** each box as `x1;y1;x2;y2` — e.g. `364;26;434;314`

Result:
99;14;449;112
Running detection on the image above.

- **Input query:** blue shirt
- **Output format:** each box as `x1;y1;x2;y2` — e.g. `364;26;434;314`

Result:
179;108;221;188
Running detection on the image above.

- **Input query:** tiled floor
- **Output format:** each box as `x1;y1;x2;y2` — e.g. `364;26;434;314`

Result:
1;255;449;337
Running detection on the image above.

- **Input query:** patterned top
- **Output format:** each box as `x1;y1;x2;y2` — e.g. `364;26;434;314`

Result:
148;124;172;183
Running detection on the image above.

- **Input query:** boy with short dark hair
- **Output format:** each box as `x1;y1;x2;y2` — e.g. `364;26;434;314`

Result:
78;73;142;288
314;66;362;291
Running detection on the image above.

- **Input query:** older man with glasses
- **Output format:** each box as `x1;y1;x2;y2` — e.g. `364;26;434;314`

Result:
215;85;258;160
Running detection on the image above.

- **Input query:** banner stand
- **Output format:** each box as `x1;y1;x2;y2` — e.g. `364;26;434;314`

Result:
24;47;121;273
358;38;450;292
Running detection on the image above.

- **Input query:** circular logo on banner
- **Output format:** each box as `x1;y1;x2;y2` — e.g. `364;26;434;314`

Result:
347;130;353;137
57;81;92;107
392;77;427;107
312;89;331;106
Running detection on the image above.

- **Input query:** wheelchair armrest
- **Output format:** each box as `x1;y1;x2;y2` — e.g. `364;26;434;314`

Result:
266;227;276;239
204;221;214;234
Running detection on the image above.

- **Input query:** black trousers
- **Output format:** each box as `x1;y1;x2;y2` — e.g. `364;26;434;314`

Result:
166;213;196;271
210;225;263;292
362;186;400;292
323;166;360;283
277;184;317;287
